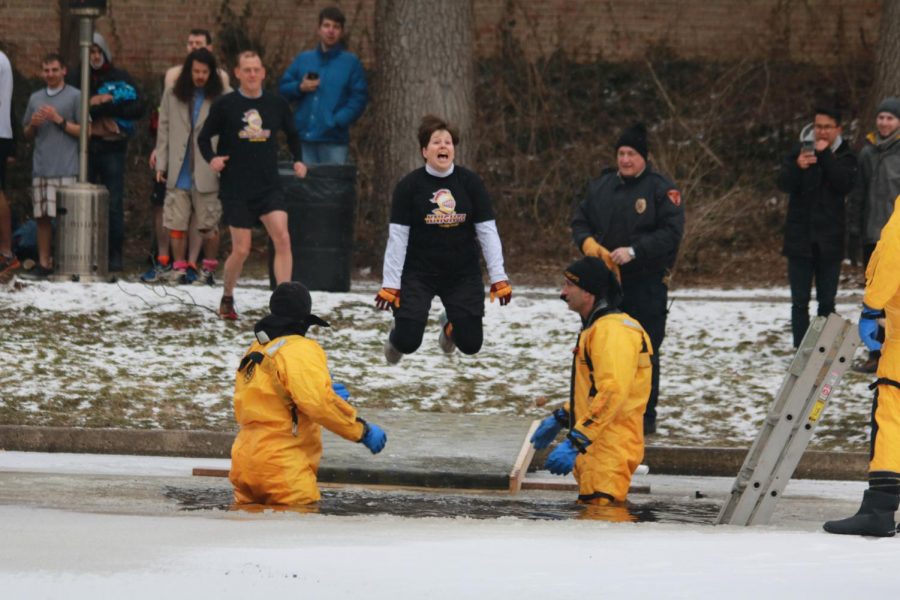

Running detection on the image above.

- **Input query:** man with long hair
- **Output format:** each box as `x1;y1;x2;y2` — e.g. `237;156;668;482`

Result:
154;48;229;284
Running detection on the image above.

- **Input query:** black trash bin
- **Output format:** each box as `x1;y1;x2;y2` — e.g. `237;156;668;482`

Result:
270;163;357;291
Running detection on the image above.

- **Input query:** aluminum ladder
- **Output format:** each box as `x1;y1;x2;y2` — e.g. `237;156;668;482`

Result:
716;313;860;526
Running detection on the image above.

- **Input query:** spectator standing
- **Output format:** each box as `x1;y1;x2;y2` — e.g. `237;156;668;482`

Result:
154;48;228;285
198;51;306;320
0;49;17;280
144;28;230;283
279;5;367;166
571;123;684;435
163;29;230;91
776;107;857;349
848;97;900;373
21;53;82;279
66;32;145;272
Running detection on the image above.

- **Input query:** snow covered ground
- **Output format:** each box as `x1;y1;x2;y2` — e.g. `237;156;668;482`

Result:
0;278;875;450
1;451;897;599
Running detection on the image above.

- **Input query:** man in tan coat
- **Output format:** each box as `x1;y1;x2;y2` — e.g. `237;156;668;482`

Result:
154;48;229;284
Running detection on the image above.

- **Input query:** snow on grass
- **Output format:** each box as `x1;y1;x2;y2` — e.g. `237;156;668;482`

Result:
0;278;876;450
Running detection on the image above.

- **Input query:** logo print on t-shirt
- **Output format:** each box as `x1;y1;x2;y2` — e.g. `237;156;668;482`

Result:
238;109;271;142
424;188;467;228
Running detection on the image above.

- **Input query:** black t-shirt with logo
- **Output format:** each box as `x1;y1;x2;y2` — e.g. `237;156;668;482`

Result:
390;166;496;276
198;90;301;202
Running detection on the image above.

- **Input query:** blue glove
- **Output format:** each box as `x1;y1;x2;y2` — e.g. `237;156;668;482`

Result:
545;430;591;476
358;419;387;454
859;304;885;352
332;381;350;401
531;409;567;450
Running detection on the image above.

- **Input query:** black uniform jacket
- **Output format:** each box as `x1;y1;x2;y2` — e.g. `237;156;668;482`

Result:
572;167;685;277
776;140;857;260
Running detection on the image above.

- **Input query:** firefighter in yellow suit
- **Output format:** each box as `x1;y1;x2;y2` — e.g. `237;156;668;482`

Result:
824;200;900;537
230;282;387;506
531;256;652;504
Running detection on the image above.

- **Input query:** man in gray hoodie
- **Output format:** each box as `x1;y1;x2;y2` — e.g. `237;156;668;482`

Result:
849;97;900;373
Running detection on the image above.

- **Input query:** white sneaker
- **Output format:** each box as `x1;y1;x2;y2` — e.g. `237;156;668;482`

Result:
438;312;456;354
384;335;403;364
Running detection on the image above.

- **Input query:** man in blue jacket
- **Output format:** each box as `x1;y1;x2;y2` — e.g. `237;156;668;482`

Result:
279;6;368;166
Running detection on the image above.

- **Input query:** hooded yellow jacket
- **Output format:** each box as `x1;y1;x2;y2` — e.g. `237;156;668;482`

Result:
229;334;365;505
566;311;653;502
863;200;900;475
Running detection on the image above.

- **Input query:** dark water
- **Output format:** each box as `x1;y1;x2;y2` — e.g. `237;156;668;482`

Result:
163;486;720;525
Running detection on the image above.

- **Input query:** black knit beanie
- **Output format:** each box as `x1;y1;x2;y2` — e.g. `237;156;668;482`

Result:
615;123;649;160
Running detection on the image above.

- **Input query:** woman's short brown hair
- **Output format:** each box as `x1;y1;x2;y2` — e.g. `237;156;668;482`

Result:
417;114;460;153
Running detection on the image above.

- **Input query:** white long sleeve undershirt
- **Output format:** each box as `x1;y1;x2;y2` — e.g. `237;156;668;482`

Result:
476;220;508;283
381;223;409;289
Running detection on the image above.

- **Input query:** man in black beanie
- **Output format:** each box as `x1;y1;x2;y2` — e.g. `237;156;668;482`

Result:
229;282;388;506
530;256;653;505
848;97;900;373
571;123;684;434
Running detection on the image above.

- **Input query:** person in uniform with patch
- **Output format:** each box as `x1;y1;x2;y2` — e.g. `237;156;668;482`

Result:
374;114;512;364
571;123;684;434
824;200;900;537
531;256;653;505
230;282;387;506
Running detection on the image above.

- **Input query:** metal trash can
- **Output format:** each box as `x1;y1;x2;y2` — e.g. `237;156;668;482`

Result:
53;182;109;282
270;164;357;291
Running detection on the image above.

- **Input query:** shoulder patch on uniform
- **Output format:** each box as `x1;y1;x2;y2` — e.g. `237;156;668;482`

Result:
667;189;682;207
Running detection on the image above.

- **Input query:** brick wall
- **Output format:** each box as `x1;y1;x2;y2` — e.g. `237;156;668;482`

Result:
0;0;882;80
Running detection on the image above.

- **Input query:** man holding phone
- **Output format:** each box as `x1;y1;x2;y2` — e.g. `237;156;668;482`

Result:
278;6;368;166
776;107;857;348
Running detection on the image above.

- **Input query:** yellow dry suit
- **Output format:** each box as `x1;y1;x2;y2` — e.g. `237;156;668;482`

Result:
229;334;365;505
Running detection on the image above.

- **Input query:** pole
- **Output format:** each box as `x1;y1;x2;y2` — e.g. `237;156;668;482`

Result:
77;17;92;183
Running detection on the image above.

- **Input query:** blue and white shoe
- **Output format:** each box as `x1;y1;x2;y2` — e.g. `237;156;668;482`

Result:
139;262;172;283
178;265;199;285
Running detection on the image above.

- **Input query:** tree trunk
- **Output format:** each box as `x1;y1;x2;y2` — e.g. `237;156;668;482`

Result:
869;0;900;119
372;0;475;251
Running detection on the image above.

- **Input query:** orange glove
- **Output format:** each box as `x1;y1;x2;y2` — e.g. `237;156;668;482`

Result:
490;280;512;306
375;288;400;310
580;236;621;282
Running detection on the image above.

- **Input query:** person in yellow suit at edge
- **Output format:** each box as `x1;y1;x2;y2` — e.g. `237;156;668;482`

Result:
230;282;387;505
531;256;652;511
824;199;900;537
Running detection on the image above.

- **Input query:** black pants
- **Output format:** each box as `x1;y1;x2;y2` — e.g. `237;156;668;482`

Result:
620;271;668;425
391;315;483;355
391;269;485;356
787;248;842;348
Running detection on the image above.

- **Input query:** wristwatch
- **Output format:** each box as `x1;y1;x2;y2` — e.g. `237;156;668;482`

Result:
57;118;67;130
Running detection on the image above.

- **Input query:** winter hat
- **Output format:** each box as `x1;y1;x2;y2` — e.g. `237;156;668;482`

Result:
269;282;329;328
876;97;900;120
615;123;649;160
564;256;618;299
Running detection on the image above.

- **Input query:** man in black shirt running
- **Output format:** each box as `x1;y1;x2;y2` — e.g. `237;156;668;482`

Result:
199;50;306;319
